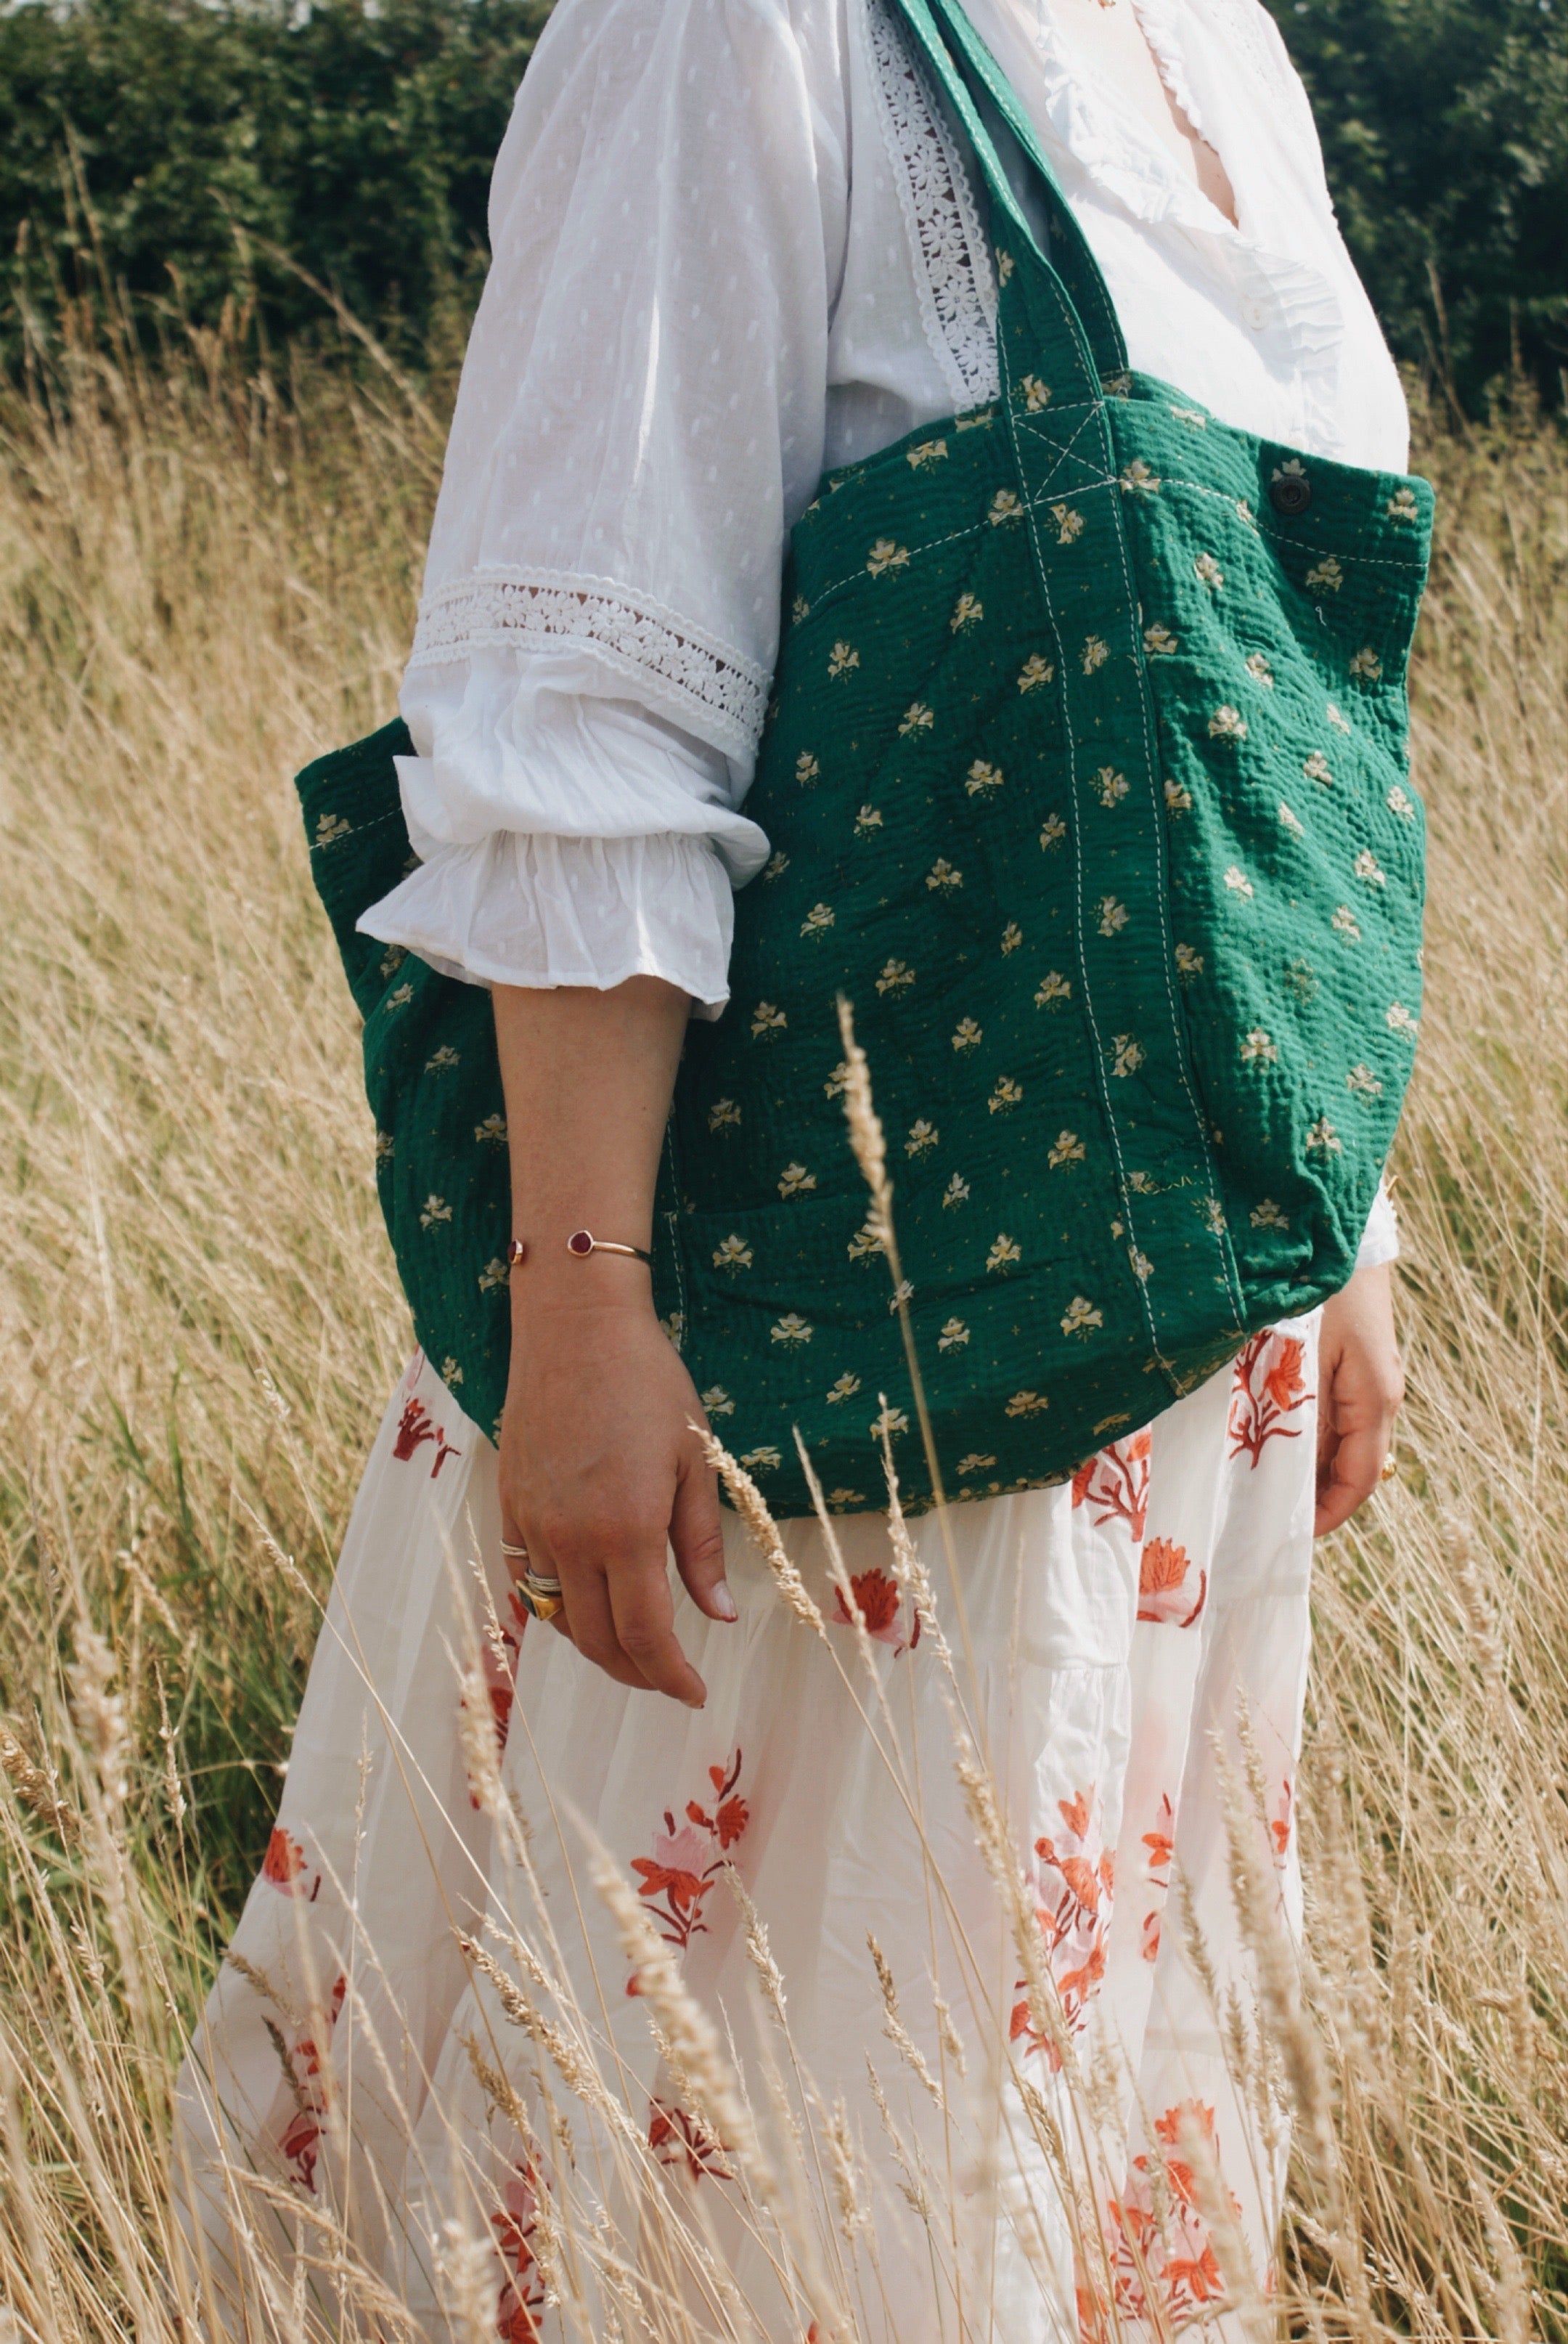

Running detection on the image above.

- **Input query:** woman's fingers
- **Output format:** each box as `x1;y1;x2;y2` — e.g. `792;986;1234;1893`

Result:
605;1530;707;1707
539;1533;650;1688
670;1455;735;1623
506;1506;637;1674
523;1537;711;1698
1313;1264;1403;1536
536;1509;704;1704
501;1502;581;1653
506;1476;709;1695
1314;1414;1393;1536
555;1572;653;1687
499;1500;529;1567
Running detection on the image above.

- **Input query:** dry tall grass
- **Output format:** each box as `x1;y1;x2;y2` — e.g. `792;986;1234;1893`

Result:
0;311;1564;2338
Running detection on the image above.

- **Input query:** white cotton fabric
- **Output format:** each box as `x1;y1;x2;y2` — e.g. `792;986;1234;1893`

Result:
365;683;757;1000
179;1324;1322;2340
1356;1179;1399;1266
358;0;1410;1026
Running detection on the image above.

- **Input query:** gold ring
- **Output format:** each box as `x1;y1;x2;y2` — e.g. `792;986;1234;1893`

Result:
1379;1452;1398;1482
515;1581;565;1625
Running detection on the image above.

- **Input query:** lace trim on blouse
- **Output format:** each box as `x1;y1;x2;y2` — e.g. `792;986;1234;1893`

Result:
865;0;1000;407
407;570;770;761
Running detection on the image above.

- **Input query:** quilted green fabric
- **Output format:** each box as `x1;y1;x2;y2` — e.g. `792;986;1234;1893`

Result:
295;0;1431;1514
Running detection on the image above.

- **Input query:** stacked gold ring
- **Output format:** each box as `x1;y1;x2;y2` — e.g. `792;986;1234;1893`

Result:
501;1539;566;1624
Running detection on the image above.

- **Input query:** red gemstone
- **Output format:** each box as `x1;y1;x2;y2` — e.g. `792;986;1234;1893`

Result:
567;1229;595;1256
505;1237;527;1266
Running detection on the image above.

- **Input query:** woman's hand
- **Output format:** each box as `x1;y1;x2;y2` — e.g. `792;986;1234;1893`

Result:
489;972;734;1705
499;1290;730;1706
1314;1261;1405;1535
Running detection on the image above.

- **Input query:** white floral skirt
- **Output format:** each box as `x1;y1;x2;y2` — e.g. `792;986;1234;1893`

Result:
175;1314;1320;2343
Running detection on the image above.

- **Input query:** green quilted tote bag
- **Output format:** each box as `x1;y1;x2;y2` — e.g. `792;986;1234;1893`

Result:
297;0;1432;1515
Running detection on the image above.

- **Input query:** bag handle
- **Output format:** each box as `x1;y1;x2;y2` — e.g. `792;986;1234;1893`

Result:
885;0;1129;384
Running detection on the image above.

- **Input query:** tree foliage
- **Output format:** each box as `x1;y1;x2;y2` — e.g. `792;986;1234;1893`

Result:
1263;0;1568;410
0;0;1563;407
0;0;550;370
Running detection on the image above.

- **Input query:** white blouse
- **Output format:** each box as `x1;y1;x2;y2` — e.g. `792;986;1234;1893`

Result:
359;0;1407;1260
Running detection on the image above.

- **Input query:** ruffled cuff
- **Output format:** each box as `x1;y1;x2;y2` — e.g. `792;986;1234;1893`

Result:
354;656;772;1015
1354;1179;1400;1271
356;828;738;1017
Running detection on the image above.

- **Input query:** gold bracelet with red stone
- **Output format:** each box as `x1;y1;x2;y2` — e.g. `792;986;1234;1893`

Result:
506;1230;652;1269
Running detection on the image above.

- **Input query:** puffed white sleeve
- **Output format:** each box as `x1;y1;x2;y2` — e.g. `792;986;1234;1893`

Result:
356;0;849;1015
1355;1179;1399;1269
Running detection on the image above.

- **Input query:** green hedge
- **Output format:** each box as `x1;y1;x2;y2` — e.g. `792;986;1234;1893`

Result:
0;0;549;369
1263;0;1568;412
1;0;1564;409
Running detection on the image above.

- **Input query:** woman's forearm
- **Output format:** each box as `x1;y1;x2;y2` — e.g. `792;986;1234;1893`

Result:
491;974;730;1706
493;974;689;1297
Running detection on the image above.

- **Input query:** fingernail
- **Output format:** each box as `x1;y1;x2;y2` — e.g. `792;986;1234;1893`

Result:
686;1694;706;1711
712;1583;738;1622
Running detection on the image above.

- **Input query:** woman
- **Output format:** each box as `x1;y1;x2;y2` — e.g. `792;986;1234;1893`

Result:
176;0;1408;2331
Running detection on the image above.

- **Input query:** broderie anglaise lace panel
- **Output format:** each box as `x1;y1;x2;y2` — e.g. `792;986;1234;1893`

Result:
407;572;771;762
864;0;1001;407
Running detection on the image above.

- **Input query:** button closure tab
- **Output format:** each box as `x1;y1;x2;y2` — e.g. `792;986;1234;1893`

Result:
1270;473;1312;518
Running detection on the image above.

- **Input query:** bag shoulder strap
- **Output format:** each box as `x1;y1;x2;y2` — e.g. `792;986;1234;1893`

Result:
885;0;1128;381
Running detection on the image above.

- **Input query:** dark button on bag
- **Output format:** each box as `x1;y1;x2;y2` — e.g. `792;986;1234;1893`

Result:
1270;471;1312;517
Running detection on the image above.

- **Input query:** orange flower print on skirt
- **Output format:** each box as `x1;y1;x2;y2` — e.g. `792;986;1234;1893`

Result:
1010;1790;1115;2064
261;1825;320;1901
1138;1793;1175;1963
1228;1329;1314;1465
392;1391;461;1478
830;1564;920;1653
276;1973;345;2193
1086;2101;1239;2338
1270;1776;1294;1867
628;1749;750;1961
648;2099;734;2184
491;2160;547;2343
1136;1535;1207;1627
462;1584;531;1807
1072;1429;1152;1537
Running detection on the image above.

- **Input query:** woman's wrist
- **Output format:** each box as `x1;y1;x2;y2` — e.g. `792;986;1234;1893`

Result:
491;976;682;1332
509;1247;656;1325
